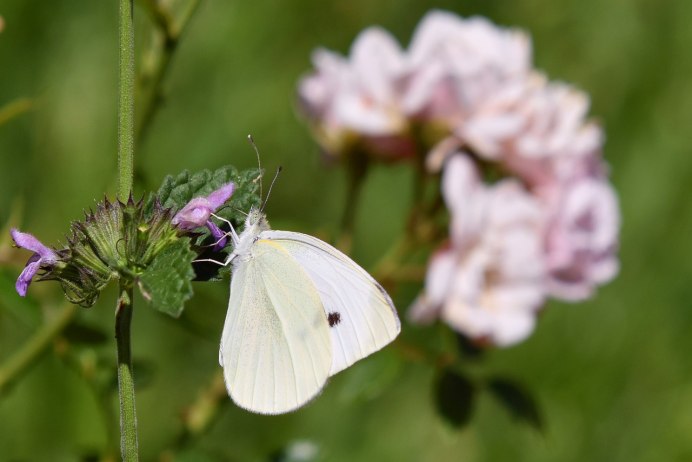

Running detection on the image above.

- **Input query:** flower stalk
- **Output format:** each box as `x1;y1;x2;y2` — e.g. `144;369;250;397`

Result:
116;286;138;461
118;0;139;460
118;0;135;202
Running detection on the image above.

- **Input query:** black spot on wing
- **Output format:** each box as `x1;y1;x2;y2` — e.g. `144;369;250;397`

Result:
328;312;341;327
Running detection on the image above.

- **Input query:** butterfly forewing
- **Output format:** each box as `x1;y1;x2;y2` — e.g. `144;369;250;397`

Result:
261;231;401;376
221;239;332;414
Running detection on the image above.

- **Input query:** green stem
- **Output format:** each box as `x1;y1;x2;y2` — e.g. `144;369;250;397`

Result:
336;150;369;253
0;303;76;393
118;0;135;202
117;0;138;460
116;286;138;461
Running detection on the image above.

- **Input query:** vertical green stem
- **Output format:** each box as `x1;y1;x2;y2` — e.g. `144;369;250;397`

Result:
118;0;135;202
116;286;138;461
118;0;138;460
336;150;369;253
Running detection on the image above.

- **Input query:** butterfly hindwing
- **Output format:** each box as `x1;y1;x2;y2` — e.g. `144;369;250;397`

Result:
260;231;401;376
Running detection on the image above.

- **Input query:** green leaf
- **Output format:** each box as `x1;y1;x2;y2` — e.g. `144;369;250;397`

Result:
487;377;544;432
139;237;195;317
434;368;475;428
149;165;261;229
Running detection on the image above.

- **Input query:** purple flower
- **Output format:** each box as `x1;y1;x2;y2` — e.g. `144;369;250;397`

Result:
171;182;235;250
11;229;59;297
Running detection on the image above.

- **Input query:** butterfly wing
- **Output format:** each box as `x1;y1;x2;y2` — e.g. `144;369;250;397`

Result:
260;230;401;376
220;239;332;414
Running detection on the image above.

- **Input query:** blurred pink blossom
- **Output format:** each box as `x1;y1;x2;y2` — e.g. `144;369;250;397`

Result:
403;11;531;126
544;177;620;301
299;9;621;346
461;74;604;186
298;27;416;160
411;155;546;346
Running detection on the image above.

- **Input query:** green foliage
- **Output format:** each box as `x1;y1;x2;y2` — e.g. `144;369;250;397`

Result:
434;368;475;428
487;377;543;432
139;237;195;318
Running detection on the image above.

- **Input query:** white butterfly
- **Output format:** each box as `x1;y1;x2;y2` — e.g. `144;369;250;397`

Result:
216;207;400;414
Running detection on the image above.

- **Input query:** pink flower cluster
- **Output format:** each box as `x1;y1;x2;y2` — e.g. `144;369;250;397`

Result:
299;10;620;346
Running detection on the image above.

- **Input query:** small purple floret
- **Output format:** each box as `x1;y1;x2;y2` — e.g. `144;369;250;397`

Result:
11;229;58;297
172;182;235;230
206;220;228;251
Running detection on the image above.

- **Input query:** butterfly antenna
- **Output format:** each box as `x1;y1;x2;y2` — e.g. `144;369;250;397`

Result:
247;134;263;202
261;166;283;212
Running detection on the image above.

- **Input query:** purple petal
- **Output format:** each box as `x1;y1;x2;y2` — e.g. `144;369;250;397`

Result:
172;198;213;230
16;260;40;297
172;182;235;231
206;220;228;251
206;182;235;210
11;229;58;262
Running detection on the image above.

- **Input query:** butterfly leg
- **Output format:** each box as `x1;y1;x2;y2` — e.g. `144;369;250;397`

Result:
192;257;229;266
210;213;240;246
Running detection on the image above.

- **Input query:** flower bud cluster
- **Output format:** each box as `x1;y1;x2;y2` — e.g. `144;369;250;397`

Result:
10;181;236;306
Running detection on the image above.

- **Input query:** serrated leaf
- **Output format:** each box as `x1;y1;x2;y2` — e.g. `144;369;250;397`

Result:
487;377;544;431
148;165;261;229
434;368;475;428
139;238;195;317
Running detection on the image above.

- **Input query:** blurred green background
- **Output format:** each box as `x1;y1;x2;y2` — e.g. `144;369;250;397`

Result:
1;0;691;461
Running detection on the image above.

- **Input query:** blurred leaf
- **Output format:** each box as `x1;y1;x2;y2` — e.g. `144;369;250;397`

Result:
139;237;195;317
148;165;261;230
454;333;486;361
487;377;544;432
62;321;108;346
434;368;475;428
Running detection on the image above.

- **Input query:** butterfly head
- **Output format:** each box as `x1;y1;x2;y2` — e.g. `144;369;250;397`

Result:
245;207;269;231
